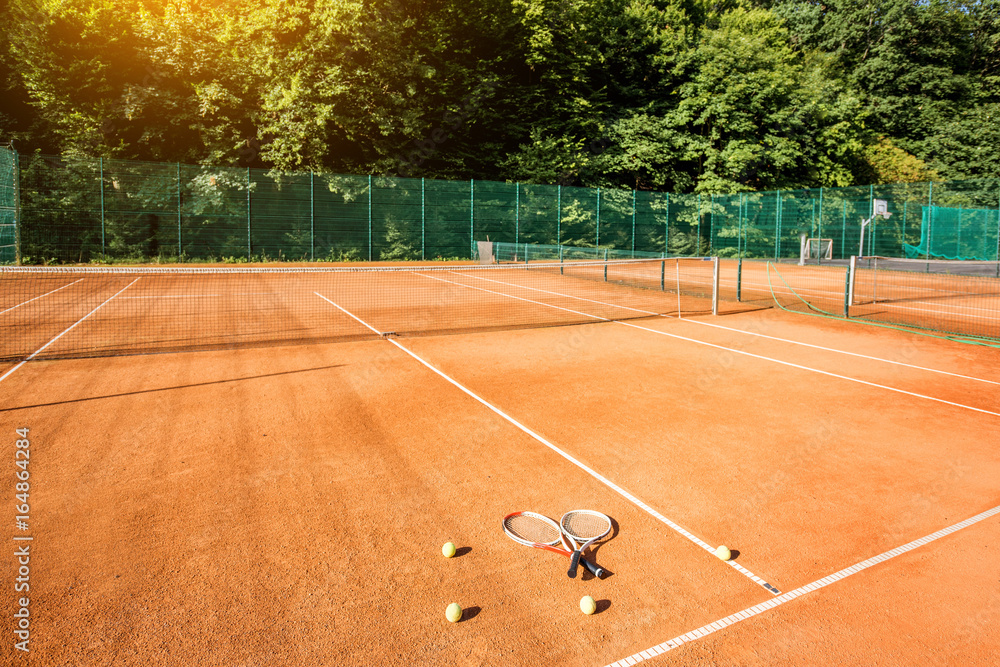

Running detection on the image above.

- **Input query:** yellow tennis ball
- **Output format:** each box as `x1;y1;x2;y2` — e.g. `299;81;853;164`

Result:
580;595;597;615
446;602;462;623
442;542;456;558
715;545;731;561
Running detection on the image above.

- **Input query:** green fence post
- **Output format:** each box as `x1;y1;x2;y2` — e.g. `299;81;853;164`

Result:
737;193;744;260
664;192;669;256
470;179;475;258
421;177;426;261
13;150;21;265
367;175;373;261
177;163;182;258
247;167;252;258
596;188;601;247
710;194;715;255
99;157;105;255
818;187;824;263
774;190;781;260
696;193;701;255
995;182;1000;262
556;185;562;247
841;200;847;259
926;181;933;260
310;171;315;261
631;189;636;256
515;182;519;245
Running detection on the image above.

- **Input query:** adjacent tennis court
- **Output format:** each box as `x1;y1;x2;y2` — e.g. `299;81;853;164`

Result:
1;257;998;665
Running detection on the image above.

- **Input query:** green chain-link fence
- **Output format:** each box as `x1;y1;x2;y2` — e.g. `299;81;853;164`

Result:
11;153;1000;265
0;146;17;264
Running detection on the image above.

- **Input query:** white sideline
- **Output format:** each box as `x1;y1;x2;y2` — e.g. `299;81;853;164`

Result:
316;290;783;596
0;279;139;384
604;504;1000;666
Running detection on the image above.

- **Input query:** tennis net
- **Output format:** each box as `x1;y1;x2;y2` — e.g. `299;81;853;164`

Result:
848;257;1000;340
1;257;719;361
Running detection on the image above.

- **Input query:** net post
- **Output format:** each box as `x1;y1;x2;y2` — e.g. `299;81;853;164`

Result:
604;255;608;282
843;265;851;317
421;177;425;261
560;244;564;275
369;174;373;262
99;157;105;256
736;257;742;302
711;256;719;315
247;167;252;259
310;171;315;261
848;255;857;308
469;178;475;259
660;259;665;290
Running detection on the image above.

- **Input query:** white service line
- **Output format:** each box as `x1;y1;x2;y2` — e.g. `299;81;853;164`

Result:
319;290;782;596
680;320;1000;386
0;279;140;384
314;292;384;335
604;503;1000;667
617;320;1000;418
459;272;1000;386
0;278;84;315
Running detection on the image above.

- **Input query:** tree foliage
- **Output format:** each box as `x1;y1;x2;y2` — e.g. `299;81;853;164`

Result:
1;0;997;191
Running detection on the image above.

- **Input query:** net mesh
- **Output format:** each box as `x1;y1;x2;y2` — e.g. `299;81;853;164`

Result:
1;258;717;361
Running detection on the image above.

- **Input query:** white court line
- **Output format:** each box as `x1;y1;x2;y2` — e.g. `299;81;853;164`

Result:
617;320;1000;418
0;279;84;315
320;290;782;595
0;279;140;384
433;272;1000;417
605;504;1000;667
459;273;1000;386
313;292;384;335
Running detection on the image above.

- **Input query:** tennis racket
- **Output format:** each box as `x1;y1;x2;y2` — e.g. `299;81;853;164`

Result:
503;511;605;578
561;509;612;579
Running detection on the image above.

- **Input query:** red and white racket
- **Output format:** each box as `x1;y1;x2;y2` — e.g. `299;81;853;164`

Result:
503;511;605;578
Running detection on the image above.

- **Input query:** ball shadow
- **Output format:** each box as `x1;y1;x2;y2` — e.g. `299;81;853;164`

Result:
594;599;612;614
453;546;472;558
460;606;481;622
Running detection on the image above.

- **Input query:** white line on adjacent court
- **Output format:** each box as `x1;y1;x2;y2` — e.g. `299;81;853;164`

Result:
604;503;1000;666
0;279;140;384
0;278;84;315
618;319;1000;417
317;290;783;596
459;272;1000;386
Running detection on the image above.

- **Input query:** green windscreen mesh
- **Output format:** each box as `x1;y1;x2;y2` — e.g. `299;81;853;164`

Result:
0;146;16;264
9;153;1000;267
904;206;1000;261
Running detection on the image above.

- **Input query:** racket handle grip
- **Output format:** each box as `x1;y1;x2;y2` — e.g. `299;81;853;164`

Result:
581;556;605;579
568;551;582;578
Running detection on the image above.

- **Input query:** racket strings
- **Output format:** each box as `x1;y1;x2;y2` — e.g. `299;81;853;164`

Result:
504;514;561;545
561;512;611;541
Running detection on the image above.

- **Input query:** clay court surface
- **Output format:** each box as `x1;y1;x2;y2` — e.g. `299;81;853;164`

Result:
2;260;999;665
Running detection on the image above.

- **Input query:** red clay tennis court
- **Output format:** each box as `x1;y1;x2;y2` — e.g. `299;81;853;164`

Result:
1;258;998;665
